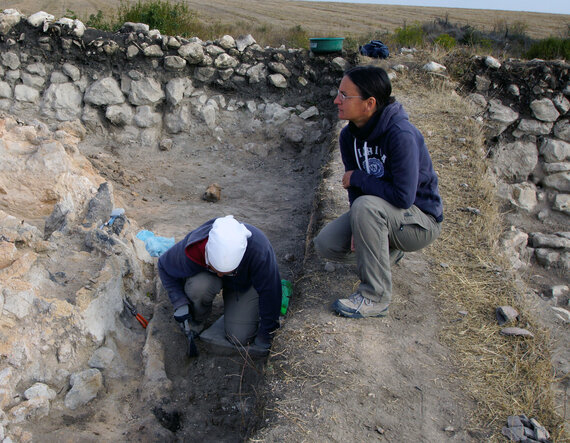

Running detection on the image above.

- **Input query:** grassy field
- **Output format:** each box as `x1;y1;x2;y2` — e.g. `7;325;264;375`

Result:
3;0;568;41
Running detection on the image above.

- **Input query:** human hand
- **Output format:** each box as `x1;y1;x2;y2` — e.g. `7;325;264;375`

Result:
342;171;354;189
173;304;190;323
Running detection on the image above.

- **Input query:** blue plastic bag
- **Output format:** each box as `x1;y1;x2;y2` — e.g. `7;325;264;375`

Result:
359;40;389;59
136;230;175;257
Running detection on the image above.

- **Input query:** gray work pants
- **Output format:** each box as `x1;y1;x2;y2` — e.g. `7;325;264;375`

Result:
183;272;259;345
314;195;442;305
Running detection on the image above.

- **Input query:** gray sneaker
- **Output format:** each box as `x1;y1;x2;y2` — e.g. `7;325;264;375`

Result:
332;292;389;318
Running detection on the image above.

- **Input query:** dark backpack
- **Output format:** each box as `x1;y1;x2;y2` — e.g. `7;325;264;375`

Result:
359;40;390;59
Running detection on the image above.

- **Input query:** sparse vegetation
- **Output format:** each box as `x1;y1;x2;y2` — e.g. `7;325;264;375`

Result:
525;36;570;60
393;22;425;47
116;0;200;36
85;10;113;31
433;33;456;51
69;1;568;60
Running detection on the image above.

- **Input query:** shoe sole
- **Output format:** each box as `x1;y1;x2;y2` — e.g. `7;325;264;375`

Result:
331;300;388;318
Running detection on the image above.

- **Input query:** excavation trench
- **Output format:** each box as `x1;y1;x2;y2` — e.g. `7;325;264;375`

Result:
31;96;338;441
0;19;346;439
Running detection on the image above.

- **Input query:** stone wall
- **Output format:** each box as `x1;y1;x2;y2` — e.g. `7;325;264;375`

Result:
465;56;569;272
0;9;351;152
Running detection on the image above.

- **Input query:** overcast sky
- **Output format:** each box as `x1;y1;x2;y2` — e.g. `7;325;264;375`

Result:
301;0;569;15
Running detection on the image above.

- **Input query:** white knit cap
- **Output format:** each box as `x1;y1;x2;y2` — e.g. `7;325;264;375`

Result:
205;215;252;272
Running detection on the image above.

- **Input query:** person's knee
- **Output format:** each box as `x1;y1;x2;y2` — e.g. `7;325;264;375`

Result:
184;272;222;300
313;233;326;257
351;195;386;221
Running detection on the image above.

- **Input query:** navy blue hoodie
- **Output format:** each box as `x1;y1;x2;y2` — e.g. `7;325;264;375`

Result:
157;218;281;341
341;101;443;222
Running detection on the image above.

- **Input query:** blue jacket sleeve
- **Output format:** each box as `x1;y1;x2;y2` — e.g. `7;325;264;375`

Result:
249;247;281;341
350;130;420;209
157;236;196;309
339;127;362;205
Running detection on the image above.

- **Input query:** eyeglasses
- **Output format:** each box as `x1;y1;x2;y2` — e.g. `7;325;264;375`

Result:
336;90;363;101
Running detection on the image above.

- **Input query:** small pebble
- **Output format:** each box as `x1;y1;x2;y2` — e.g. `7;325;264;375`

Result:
500;327;534;338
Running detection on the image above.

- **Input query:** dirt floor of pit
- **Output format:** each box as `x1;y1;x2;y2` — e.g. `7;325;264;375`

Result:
47;121;329;442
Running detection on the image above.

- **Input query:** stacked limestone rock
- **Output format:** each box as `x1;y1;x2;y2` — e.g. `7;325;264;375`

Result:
0;9;349;154
466;56;569;273
0;117;155;441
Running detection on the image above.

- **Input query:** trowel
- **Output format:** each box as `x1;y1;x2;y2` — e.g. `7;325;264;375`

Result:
100;208;125;229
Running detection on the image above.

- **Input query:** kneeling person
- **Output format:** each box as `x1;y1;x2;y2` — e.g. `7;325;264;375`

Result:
158;215;281;355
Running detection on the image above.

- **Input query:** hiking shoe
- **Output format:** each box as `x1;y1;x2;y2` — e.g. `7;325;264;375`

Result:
332;293;389;318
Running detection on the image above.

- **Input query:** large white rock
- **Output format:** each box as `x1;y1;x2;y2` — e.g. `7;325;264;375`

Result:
268;73;287;88
106;103;134;126
165;77;190;106
542;172;570;192
554;120;570;142
14;84;39;103
236;34;256;52
178;42;204;64
128;77;165;106
246;63;267;84
217;34;236;50
27;11;54;28
492;140;538;183
486;99;519;136
1;51;20;70
422;61;446;73
84;77;125;106
530;98;560;122
553;194;570;215
0;9;22;34
40;83;83;121
24;382;56;401
64;368;103;410
214;53;239;69
540;138;570;162
0;81;12;99
485;56;501;69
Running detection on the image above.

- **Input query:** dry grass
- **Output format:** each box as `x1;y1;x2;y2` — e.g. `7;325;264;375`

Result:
3;0;569;41
388;69;567;440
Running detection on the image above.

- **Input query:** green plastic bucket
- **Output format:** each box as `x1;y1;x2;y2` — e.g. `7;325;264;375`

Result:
309;37;344;54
